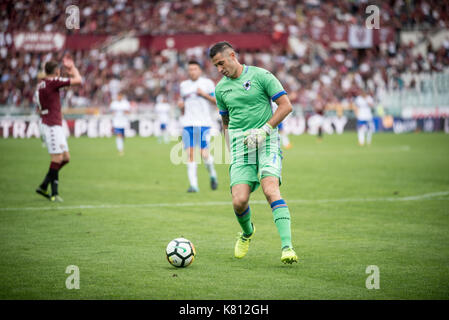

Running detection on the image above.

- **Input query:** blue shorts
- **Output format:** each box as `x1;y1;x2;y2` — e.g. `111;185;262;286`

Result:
160;123;167;130
113;128;125;135
277;122;284;131
182;126;211;149
357;120;372;128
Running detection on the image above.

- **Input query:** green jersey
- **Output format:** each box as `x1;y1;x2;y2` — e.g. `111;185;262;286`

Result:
215;65;286;164
215;65;286;131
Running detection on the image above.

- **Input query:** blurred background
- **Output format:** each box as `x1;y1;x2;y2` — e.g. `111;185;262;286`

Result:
0;0;448;137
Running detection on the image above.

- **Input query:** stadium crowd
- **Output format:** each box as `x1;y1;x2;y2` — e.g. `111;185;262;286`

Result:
2;0;448;34
0;0;449;111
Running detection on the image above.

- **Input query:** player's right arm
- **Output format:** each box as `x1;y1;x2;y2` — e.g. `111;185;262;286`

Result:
178;82;186;114
215;86;230;150
63;56;82;86
110;101;116;114
177;99;185;114
352;97;360;116
221;113;230;151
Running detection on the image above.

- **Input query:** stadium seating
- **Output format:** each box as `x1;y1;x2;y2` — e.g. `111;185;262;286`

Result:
0;0;448;116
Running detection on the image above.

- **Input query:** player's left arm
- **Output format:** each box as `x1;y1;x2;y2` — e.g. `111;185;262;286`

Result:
260;70;292;131
244;71;292;147
267;94;292;128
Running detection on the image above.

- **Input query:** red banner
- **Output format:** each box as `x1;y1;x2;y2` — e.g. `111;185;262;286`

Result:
373;27;395;44
142;32;289;51
307;24;394;47
64;34;108;50
12;28;394;52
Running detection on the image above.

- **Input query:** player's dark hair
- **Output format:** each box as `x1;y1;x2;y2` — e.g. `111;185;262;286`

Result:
188;60;202;68
209;41;234;58
44;60;59;75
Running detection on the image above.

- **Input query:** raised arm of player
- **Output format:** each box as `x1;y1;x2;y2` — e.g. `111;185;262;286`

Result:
267;94;293;129
63;56;83;86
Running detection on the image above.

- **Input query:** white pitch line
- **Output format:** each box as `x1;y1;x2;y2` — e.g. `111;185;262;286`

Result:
0;191;448;212
288;190;449;204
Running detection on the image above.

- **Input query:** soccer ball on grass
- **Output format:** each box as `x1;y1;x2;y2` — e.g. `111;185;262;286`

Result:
166;238;196;268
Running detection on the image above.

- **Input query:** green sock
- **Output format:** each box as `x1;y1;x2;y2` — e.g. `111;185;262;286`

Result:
235;206;253;237
271;199;292;249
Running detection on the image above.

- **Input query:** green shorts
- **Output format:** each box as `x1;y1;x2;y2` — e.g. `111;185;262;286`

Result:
230;149;282;193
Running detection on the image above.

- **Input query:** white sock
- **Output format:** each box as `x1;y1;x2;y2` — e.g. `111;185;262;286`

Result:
187;162;198;188
163;131;170;143
366;125;373;145
358;127;366;145
116;136;124;152
281;133;290;146
204;155;217;179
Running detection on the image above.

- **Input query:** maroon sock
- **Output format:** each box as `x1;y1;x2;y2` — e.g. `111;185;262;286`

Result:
49;162;61;196
50;161;61;170
60;159;69;169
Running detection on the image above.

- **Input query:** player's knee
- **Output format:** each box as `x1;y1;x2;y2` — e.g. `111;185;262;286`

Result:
233;201;248;213
265;193;281;205
201;150;209;160
51;154;63;164
232;194;249;212
187;148;195;161
263;186;281;204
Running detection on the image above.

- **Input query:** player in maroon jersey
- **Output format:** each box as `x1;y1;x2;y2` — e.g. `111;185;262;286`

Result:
314;97;326;142
35;56;82;202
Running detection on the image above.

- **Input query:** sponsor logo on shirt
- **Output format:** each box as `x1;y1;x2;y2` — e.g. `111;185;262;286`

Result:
221;89;232;97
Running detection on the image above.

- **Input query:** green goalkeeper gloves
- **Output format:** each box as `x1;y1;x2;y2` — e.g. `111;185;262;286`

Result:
243;123;273;149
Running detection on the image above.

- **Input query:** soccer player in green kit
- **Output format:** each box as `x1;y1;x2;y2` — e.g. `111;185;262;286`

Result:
209;41;298;264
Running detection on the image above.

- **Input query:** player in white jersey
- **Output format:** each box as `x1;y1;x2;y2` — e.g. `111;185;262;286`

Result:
353;90;375;146
155;94;171;144
110;92;131;155
178;61;218;192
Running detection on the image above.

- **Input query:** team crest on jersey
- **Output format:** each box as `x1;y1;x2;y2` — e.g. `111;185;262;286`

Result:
243;80;251;91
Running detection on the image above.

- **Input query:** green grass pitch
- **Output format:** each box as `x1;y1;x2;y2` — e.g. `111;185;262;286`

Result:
0;133;448;299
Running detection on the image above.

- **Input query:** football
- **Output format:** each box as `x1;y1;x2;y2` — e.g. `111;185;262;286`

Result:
166;238;196;268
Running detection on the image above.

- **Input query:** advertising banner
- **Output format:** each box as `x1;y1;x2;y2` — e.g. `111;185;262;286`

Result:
13;32;66;51
1;116;446;139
